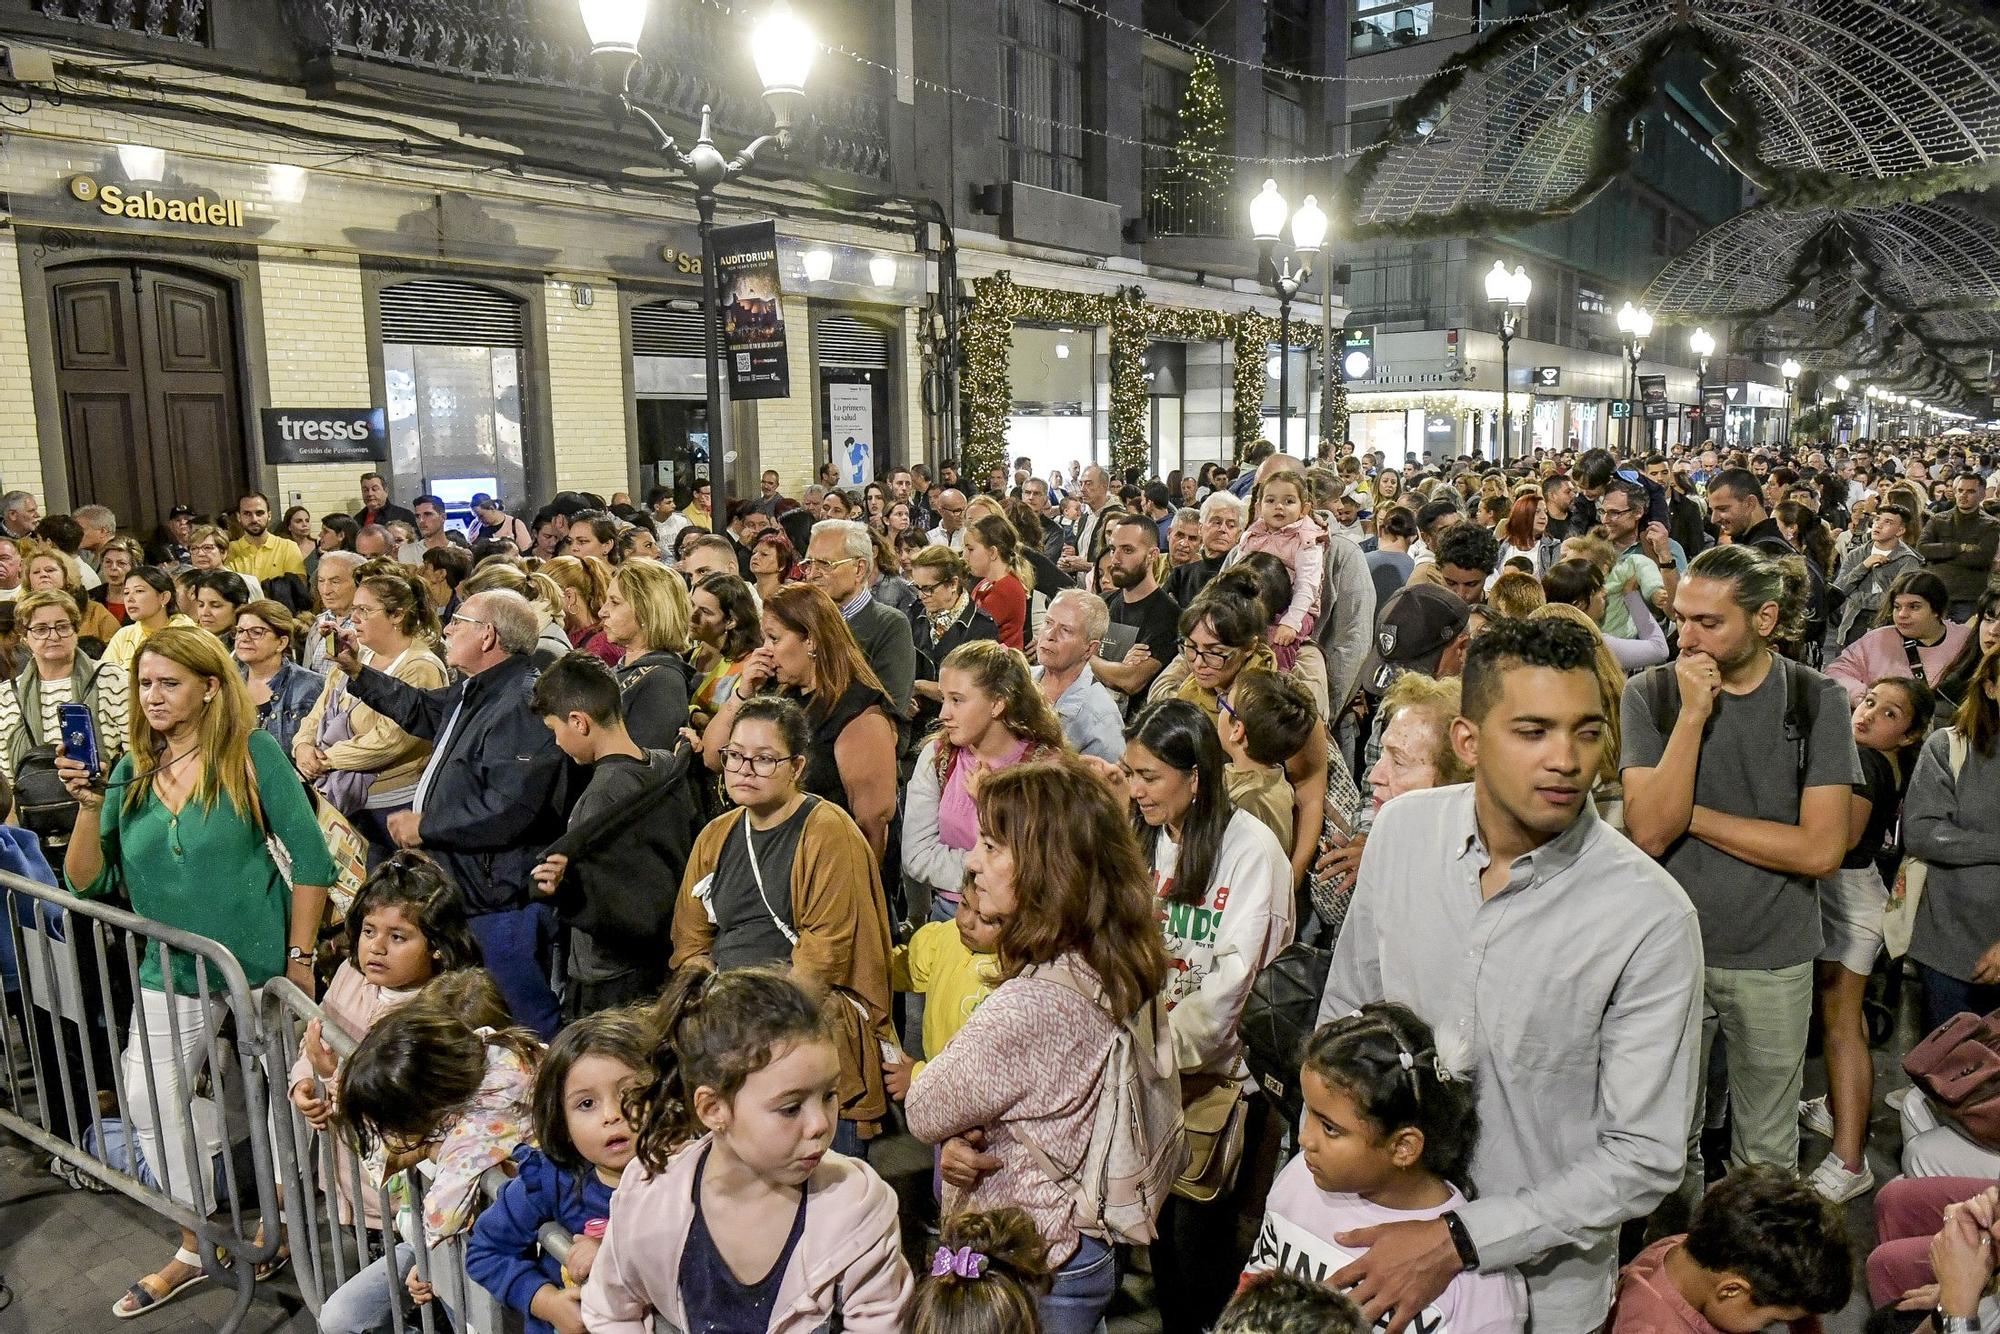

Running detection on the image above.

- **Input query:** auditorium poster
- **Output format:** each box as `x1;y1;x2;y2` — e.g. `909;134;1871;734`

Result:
829;383;874;486
713;220;791;400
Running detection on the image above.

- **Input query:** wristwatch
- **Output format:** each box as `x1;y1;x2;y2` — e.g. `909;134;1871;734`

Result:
1934;1312;1980;1334
1442;1210;1480;1272
286;946;312;967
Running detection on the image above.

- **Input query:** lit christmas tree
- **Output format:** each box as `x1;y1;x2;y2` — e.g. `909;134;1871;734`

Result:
1155;51;1231;212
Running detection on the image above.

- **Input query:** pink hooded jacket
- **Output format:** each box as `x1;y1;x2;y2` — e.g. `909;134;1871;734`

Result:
581;1137;913;1334
1826;620;1972;704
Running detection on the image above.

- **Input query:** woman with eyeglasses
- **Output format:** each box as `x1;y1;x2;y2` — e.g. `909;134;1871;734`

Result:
671;692;898;1155
26;548;121;650
908;545;998;721
700;583;899;859
183;524;262;600
295;570;446;864
0;588;130;788
232;599;324;760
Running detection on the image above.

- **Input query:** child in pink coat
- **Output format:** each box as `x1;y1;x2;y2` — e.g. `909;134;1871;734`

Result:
583;968;913;1333
1225;471;1326;671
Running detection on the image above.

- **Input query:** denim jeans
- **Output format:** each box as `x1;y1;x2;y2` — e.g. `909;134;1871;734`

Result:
318;1244;458;1334
467;903;561;1040
1038;1235;1117;1334
1916;961;2000;1036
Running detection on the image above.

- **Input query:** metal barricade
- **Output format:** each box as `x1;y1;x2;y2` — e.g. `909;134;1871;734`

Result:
0;869;281;1333
260;978;532;1333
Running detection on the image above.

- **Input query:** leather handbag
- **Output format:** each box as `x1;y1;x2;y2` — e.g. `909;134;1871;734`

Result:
1173;1073;1248;1204
1904;1006;2000;1151
1241;926;1336;1125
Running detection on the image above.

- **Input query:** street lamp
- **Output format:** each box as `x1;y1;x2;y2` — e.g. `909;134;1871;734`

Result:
1780;357;1802;446
583;0;814;527
1615;302;1652;453
1689;326;1716;448
1249;180;1327;459
1484;260;1531;461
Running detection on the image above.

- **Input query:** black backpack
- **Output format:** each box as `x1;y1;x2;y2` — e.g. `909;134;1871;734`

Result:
1240;914;1339;1125
15;744;78;848
1635;654;1820;793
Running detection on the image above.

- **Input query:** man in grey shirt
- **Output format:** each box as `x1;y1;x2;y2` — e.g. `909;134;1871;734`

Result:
1032;589;1126;762
1319;619;1702;1334
1622;543;1860;1204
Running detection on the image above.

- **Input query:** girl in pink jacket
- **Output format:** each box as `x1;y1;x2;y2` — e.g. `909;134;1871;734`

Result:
1223;471;1326;671
1825;570;1972;705
583;968;913;1334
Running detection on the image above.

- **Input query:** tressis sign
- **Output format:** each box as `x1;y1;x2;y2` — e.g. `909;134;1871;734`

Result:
68;174;245;228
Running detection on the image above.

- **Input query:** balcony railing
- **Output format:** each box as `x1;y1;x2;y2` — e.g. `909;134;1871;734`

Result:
1142;164;1236;240
33;0;209;45
282;0;889;180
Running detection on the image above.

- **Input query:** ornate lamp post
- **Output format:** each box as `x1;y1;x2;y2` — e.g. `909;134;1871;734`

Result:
1249;179;1326;459
1780;357;1802;446
582;0;814;524
1484;261;1531;461
1615;302;1652;453
1689;327;1715;448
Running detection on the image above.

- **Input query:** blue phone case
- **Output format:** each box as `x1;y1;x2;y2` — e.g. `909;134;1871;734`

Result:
58;703;99;778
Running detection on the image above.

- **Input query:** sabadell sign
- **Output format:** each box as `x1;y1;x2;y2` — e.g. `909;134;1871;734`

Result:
69;174;246;229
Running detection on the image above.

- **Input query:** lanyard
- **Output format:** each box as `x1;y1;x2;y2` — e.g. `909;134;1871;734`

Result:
742;808;800;947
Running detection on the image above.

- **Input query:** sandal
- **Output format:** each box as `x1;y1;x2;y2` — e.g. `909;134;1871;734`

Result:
254;1251;290;1283
111;1249;209;1319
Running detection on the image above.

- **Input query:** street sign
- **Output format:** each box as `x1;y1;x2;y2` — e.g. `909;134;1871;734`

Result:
1610;400;1633;420
1702;386;1727;428
1531;366;1561;389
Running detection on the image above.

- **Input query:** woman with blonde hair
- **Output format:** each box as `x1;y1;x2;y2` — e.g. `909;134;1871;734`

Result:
295;570;447;863
543;554;621;667
904;639;1068;921
232;598;323;758
184;524;262;599
600;558;694;748
1366;671;1470;815
702;583;899;858
26;547;121;647
58;626;334;1318
0;588;130;786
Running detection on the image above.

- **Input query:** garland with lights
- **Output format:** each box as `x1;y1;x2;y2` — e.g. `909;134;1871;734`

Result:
960;274;1333;477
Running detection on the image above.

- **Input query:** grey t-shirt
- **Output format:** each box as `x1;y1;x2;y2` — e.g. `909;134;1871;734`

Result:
709;797;816;973
1620;659;1861;970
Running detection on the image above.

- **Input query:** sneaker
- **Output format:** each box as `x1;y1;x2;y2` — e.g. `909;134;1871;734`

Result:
1806;1152;1876;1204
47;1157;107;1193
1798;1095;1835;1138
1886;1086;1914;1113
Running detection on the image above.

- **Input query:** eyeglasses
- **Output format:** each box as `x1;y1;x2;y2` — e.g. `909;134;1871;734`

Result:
1217;692;1239;724
800;556;860;575
24;623;75;641
721;748;796;777
1183;641;1242;669
233;626;276;642
913;579;951;597
449;613;492;632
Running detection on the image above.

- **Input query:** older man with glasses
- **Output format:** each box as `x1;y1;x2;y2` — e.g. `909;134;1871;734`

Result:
926;489;969;552
804;519;915;717
333;589;570;1037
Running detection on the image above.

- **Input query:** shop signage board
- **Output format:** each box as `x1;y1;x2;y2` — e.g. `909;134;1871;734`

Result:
260;408;389;464
829;384;875;486
1531;366;1561;389
1703;387;1728;428
713;220;791;400
69;174;246;228
1609;400;1633;420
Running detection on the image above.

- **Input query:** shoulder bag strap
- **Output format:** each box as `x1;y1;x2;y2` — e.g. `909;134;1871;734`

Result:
1901;635;1931;685
742;799;807;947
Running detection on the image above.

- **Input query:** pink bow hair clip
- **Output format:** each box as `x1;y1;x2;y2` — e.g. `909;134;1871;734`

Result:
930;1245;987;1280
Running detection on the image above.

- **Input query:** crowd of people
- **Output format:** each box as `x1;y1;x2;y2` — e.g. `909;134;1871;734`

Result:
8;432;2000;1334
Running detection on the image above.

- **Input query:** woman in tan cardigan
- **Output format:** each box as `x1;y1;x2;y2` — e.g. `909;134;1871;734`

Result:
294;570;445;865
670;693;897;1153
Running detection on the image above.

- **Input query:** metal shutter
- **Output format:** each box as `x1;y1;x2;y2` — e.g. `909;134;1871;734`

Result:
378;279;525;347
632;303;710;358
817;315;893;370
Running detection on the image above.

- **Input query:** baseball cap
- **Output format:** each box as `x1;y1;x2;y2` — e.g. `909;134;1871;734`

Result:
1360;584;1470;695
167;505;196;519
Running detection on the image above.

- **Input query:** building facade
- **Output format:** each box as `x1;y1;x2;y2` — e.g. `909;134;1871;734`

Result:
0;0;1361;536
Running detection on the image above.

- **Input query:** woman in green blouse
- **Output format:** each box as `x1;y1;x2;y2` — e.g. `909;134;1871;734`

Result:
58;626;335;1319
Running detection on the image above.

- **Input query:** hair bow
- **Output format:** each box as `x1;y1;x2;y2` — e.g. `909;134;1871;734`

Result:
930;1245;987;1280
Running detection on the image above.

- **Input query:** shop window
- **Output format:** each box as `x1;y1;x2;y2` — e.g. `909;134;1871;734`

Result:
998;0;1088;195
1352;0;1433;55
379;278;528;505
631;301;712;496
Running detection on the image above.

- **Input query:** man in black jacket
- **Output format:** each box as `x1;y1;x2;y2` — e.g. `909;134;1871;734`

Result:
805;519;916;717
334;588;571;1037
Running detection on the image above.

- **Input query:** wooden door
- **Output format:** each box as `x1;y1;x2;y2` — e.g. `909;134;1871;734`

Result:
50;263;248;536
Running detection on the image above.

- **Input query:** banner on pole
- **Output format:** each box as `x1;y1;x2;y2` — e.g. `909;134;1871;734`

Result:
1639;374;1669;420
1702;387;1728;428
713;220;791;400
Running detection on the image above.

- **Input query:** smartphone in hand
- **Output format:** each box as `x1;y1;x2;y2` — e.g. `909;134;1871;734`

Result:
57;702;100;779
